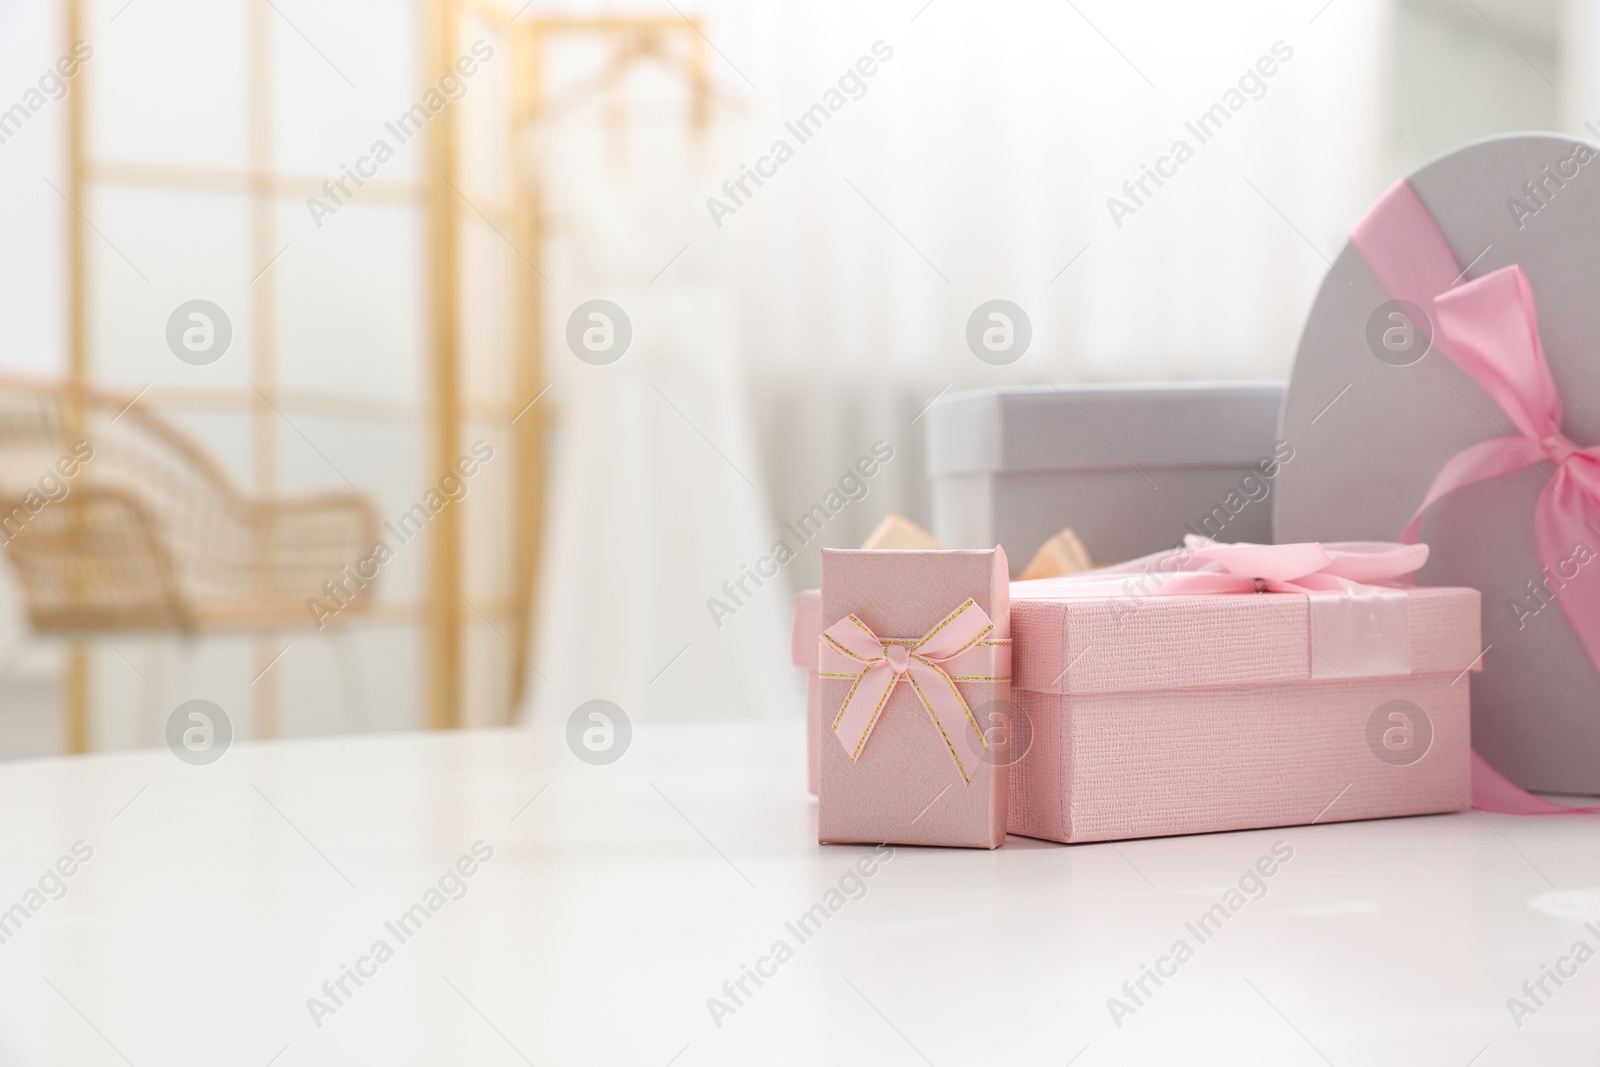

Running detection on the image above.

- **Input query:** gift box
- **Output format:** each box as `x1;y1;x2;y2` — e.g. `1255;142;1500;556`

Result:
926;383;1286;572
1007;540;1481;843
818;547;1011;848
793;516;1088;795
1275;132;1600;794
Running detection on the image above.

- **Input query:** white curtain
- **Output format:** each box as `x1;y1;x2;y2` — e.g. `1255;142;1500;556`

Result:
725;0;1388;381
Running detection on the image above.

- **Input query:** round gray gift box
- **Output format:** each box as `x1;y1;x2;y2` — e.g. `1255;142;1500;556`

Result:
1274;132;1600;795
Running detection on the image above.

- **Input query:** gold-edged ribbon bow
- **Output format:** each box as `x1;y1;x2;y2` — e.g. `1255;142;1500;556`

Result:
820;599;1010;783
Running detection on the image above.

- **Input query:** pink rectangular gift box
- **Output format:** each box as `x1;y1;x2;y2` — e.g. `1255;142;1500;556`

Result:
1007;581;1481;843
818;548;1010;849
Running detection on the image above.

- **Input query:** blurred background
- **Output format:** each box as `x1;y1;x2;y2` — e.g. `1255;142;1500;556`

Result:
0;0;1591;757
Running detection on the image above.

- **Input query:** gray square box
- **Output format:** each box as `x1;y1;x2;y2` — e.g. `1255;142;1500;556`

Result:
926;383;1286;572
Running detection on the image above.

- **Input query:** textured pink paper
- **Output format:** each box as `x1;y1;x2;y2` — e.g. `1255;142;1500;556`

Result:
1009;586;1480;843
790;589;822;795
819;548;1010;848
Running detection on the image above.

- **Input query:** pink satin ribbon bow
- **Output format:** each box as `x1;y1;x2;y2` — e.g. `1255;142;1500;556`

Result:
1087;537;1428;594
1398;265;1600;662
819;599;1010;784
1348;178;1600;815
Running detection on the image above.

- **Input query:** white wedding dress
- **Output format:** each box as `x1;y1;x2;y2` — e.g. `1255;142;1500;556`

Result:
521;106;792;729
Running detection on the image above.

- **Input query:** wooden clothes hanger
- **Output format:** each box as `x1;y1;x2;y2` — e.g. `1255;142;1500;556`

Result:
538;26;744;132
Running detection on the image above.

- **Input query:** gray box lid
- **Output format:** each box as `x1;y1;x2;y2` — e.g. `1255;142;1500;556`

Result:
925;382;1285;476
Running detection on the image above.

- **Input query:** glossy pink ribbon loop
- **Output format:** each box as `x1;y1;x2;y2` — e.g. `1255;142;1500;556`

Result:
819;599;1010;784
1016;537;1429;594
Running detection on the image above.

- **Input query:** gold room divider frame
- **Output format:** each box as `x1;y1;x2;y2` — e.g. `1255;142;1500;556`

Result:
60;0;713;746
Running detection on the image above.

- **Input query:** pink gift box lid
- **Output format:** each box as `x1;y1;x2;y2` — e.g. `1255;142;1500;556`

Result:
1009;584;1483;694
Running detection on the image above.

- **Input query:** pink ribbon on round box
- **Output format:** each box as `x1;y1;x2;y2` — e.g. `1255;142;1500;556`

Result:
1351;177;1600;816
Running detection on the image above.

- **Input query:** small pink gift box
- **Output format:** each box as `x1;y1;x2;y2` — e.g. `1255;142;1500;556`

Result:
1008;540;1481;843
818;548;1011;848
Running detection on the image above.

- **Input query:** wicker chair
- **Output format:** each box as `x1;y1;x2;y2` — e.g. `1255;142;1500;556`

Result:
0;378;378;638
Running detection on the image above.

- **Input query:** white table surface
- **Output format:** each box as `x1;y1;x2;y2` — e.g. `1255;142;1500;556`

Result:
1;718;1597;1066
